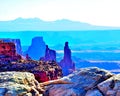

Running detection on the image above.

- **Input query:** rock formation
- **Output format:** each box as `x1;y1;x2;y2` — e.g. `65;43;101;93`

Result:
44;67;114;96
0;71;71;96
14;39;22;55
0;40;21;61
41;45;56;61
2;67;120;96
0;59;63;82
0;41;16;56
59;42;75;76
98;74;120;96
0;38;22;55
0;71;42;96
25;37;46;60
0;72;69;96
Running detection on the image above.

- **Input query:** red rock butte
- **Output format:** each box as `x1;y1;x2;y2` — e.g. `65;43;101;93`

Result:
0;40;16;56
0;40;21;60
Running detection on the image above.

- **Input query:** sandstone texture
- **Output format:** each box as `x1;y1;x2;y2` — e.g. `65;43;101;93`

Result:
45;67;114;96
2;67;120;96
0;60;63;82
0;72;43;96
98;74;120;96
0;38;22;55
0;72;71;96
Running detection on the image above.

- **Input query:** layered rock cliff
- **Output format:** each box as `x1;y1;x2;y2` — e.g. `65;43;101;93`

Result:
25;37;46;60
0;38;22;55
59;42;75;76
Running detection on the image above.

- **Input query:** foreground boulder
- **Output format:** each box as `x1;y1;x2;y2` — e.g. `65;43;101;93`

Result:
0;71;70;96
0;71;43;96
2;67;120;96
98;74;120;96
45;67;113;96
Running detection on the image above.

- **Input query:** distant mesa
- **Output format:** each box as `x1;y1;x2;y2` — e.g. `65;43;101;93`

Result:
25;37;46;60
0;38;76;76
59;42;75;76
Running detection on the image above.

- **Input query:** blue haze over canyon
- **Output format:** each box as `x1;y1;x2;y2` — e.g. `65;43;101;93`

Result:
1;18;120;72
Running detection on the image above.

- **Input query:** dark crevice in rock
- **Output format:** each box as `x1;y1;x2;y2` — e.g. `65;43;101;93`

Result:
98;76;107;84
96;88;105;96
89;76;111;96
86;76;107;91
109;80;115;89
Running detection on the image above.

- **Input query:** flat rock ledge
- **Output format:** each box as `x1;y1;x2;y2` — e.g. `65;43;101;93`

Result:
44;67;116;96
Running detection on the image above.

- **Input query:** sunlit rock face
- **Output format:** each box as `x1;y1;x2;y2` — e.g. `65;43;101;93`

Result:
0;72;43;96
0;58;63;82
44;67;113;96
0;40;22;61
2;67;120;96
26;37;46;60
0;41;16;56
59;42;75;76
0;38;22;55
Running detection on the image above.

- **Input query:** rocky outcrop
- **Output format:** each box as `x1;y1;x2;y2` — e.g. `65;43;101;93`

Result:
3;67;120;96
0;38;22;55
0;59;63;82
0;41;16;56
0;71;43;96
0;72;70;96
41;45;56;61
45;67;114;96
25;37;46;60
98;74;120;96
59;42;75;76
0;40;22;61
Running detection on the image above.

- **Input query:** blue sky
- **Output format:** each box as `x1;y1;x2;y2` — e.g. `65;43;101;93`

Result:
0;0;120;26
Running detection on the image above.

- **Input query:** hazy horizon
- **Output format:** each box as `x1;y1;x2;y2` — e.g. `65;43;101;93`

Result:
0;17;120;28
1;0;120;27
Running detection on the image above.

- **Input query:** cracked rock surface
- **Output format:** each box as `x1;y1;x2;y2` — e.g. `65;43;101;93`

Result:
44;67;114;96
2;67;120;96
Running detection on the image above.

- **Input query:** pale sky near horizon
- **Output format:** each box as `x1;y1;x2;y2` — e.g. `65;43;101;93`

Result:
0;0;120;27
